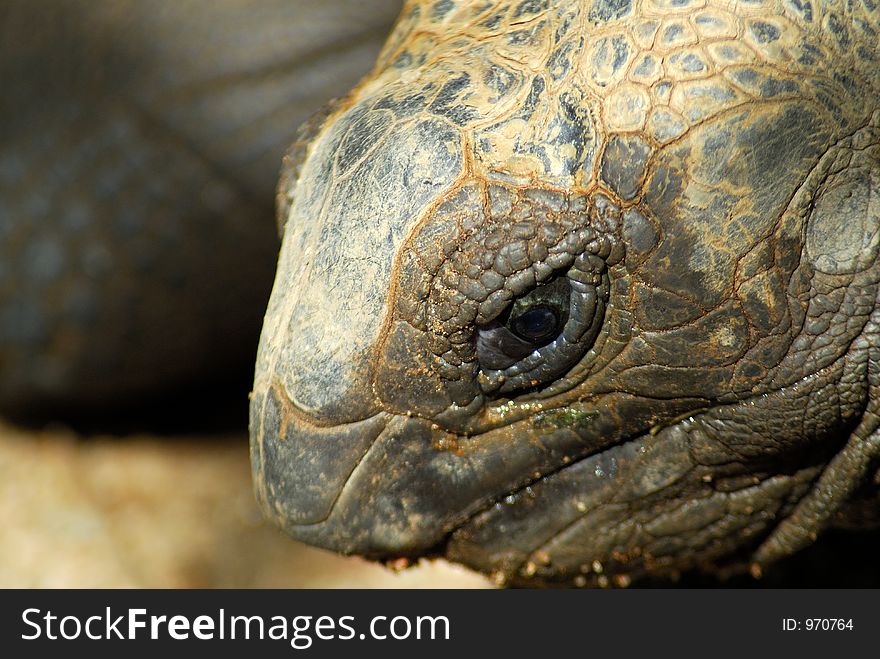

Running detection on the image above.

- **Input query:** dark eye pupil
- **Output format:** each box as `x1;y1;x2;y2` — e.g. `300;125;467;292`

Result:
510;305;560;344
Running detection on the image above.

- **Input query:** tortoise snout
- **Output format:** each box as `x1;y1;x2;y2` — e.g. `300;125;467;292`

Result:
249;385;484;557
249;385;386;528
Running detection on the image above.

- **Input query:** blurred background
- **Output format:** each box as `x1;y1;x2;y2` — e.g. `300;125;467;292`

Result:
0;0;487;588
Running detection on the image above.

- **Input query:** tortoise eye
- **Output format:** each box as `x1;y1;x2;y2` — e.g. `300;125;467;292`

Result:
475;275;571;370
474;254;609;396
509;304;560;345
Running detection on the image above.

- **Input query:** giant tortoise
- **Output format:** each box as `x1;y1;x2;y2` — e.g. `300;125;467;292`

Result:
250;0;880;586
3;0;879;587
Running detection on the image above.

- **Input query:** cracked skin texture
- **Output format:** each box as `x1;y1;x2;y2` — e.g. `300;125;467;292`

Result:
251;0;880;586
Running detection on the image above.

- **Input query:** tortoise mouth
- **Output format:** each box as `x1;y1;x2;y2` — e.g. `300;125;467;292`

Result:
250;379;694;560
254;377;855;590
442;426;848;586
252;374;846;585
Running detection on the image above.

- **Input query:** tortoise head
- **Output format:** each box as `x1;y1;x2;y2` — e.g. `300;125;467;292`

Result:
250;1;880;585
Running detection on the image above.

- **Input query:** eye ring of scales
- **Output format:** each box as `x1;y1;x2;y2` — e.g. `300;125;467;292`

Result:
251;0;880;587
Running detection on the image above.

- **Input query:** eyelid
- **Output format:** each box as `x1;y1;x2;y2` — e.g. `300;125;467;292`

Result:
475;324;534;370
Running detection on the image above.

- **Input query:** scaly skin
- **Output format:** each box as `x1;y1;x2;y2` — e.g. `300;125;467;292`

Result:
251;0;880;585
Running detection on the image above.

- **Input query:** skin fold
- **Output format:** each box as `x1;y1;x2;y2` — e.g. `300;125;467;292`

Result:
252;0;880;585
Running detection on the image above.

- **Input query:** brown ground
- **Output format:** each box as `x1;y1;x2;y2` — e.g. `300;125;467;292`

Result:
0;422;489;588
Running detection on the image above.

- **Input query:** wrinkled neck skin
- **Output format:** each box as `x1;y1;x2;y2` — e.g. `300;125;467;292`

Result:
251;0;880;586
